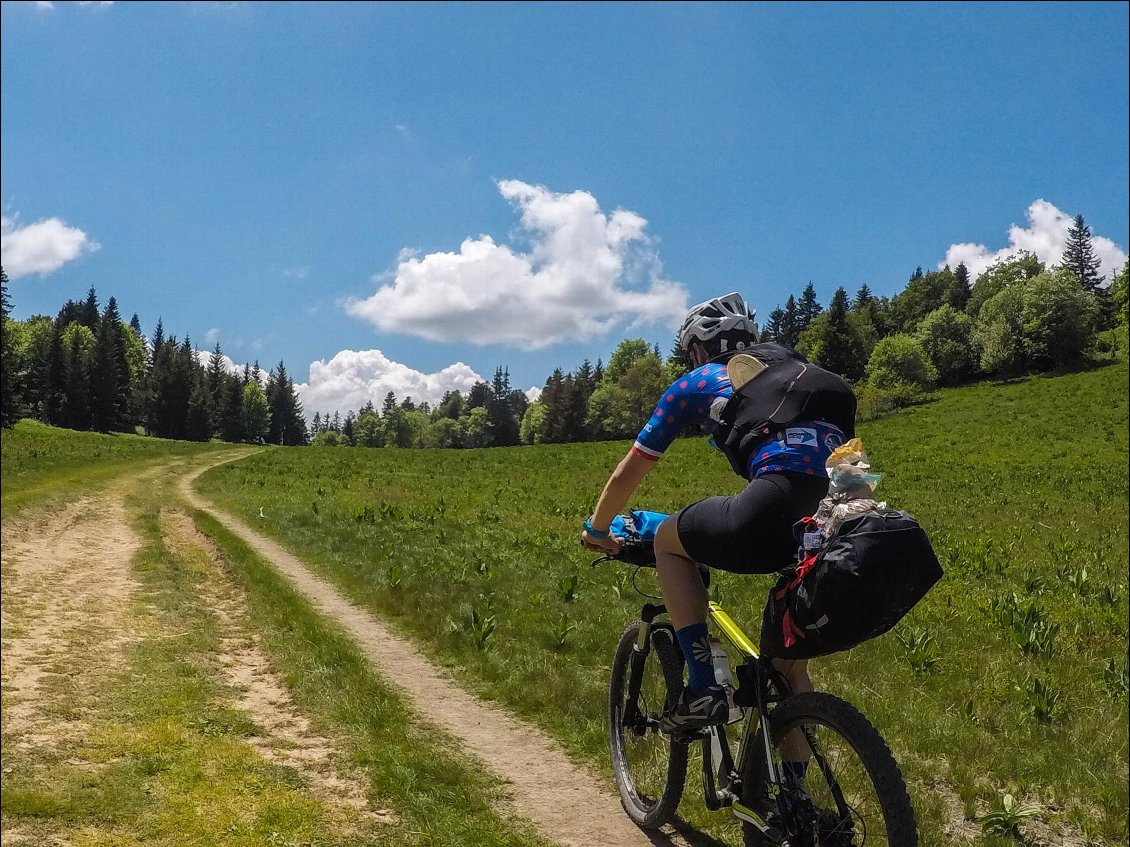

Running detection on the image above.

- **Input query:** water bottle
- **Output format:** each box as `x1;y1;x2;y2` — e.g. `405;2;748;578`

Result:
709;637;742;724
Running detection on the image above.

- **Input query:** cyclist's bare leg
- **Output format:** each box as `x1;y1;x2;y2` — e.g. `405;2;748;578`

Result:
773;658;813;764
653;516;707;630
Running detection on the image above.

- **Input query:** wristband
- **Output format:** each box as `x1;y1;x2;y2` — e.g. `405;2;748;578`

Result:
583;518;609;539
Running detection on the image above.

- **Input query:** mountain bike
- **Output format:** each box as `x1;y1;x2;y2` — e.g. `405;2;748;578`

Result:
597;533;919;847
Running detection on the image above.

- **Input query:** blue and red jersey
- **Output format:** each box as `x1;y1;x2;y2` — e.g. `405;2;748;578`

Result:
631;362;845;479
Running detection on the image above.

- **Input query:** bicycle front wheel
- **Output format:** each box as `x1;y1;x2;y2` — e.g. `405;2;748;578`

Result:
608;620;688;829
741;691;918;847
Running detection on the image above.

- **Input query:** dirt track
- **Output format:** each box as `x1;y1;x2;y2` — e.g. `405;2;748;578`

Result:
180;458;697;847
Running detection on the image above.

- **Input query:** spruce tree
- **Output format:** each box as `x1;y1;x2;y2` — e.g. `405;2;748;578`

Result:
763;306;785;342
1060;214;1105;294
853;284;874;310
206;343;227;436
950;263;972;311
797;283;822;331
814;287;867;380
781;295;800;347
0;268;18;427
81;287;100;331
382;391;398;415
91;297;130;432
129;313;143;337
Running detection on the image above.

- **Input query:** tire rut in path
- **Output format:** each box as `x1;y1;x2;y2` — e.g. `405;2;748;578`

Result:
180;460;696;847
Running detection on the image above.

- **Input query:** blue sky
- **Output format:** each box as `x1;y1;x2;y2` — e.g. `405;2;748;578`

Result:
3;1;1128;413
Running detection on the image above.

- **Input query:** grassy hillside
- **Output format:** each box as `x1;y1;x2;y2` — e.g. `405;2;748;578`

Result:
0;420;235;514
193;360;1128;845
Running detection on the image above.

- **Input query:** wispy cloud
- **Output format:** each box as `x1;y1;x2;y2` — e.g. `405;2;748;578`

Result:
1;214;100;279
295;348;483;416
346;180;688;350
205;327;220;345
942;199;1128;283
282;266;309;280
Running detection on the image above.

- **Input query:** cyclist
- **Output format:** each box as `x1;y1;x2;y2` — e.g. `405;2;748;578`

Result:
582;292;857;755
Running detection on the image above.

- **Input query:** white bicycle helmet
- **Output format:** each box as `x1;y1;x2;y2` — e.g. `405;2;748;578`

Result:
677;292;758;354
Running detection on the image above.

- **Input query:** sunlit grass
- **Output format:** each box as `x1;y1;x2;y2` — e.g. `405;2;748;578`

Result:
194;359;1129;845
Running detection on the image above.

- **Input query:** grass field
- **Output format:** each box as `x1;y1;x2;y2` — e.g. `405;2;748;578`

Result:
0;420;231;514
194;360;1130;846
1;439;551;846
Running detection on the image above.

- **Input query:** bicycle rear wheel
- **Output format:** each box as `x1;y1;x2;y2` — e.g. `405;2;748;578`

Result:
741;691;918;847
608;620;688;829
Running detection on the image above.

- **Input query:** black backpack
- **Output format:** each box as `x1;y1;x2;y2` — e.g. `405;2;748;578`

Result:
760;509;943;660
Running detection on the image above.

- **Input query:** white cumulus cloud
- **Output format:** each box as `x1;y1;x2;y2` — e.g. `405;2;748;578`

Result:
295;348;484;416
525;386;543;403
345;180;689;350
194;348;245;378
1;215;100;279
941;199;1128;283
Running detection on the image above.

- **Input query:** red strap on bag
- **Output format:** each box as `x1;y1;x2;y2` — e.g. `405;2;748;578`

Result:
777;516;822;646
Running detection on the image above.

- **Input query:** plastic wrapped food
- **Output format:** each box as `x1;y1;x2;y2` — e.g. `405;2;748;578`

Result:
813;438;886;536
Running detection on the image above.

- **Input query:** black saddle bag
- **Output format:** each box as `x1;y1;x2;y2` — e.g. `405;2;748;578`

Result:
760;509;943;660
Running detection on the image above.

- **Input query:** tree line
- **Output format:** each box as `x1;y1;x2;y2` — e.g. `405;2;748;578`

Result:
0;271;306;443
3;214;1127;444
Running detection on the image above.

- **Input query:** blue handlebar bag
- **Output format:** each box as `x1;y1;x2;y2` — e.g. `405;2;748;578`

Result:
608;510;669;541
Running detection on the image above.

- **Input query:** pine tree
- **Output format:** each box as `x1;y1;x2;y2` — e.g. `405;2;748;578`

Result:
950;263;972;310
0;267;19;427
1060;214;1105;294
780;295;801;347
382;391;398;415
90;297;130;432
265;361;307;445
797;283;821;333
185;373;213;441
81;286;100;331
762;307;785;342
218;374;245;442
814;287;867;380
206;343;227;436
129;313;143;337
853;284;874;310
593;358;604;384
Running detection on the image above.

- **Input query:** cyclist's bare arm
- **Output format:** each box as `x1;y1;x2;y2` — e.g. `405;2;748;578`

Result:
583;449;656;550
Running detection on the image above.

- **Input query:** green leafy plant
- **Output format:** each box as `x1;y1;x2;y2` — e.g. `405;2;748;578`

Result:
895;629;938;675
1023;676;1064;723
551;611;576;650
1104;658;1129;699
386;563;402;590
979;792;1041;837
468;595;497;651
557;573;579;604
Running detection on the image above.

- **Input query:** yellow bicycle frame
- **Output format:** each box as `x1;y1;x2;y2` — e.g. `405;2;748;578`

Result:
708;600;759;660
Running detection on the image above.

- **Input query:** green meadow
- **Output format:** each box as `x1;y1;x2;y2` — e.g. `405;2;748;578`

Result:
195;360;1130;846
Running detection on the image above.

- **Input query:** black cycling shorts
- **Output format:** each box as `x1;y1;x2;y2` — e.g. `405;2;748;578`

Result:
675;471;829;574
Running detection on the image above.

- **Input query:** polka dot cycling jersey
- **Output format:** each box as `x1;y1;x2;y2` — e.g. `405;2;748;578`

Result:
746;420;846;479
631;363;732;460
630;362;846;480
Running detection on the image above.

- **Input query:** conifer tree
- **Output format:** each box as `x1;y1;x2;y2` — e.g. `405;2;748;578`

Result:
797;283;822;332
0;268;18;427
206;343;227;436
129;313;143;337
763;307;785;342
814;287;867;380
382;391;398;415
853;284;874;310
950;263;972;310
265;361;307;445
1060;214;1104;294
780;295;801;347
90;297;130;432
81;287;100;331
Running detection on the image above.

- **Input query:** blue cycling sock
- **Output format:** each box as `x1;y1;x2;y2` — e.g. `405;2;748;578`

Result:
674;623;715;694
